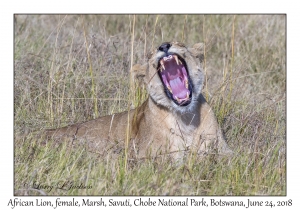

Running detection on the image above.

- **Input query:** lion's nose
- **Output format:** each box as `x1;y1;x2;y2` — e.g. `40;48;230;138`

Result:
158;42;171;53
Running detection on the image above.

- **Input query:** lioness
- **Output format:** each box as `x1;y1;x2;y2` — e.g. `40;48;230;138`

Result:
44;41;231;161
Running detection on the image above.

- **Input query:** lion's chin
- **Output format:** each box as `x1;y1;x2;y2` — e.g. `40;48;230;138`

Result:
157;54;192;106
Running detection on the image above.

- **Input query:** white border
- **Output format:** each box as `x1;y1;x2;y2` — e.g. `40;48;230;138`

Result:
2;0;299;209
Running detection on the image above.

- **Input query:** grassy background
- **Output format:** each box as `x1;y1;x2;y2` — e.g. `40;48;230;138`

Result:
14;14;286;195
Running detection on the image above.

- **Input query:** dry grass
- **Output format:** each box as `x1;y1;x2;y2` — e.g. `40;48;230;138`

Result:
14;14;286;195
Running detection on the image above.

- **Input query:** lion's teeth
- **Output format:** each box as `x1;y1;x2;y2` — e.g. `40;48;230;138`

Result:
174;55;179;65
167;85;172;93
160;60;165;71
175;96;181;103
186;92;189;99
173;55;182;65
185;80;188;89
176;56;182;65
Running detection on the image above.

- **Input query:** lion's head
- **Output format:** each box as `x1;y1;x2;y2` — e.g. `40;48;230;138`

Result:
133;41;205;113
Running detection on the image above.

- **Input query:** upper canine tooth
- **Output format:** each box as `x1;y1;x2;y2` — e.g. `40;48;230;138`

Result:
160;60;165;70
174;55;182;65
174;55;179;65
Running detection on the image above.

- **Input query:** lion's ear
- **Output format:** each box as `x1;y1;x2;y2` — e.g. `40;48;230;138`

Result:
131;64;147;86
189;42;205;62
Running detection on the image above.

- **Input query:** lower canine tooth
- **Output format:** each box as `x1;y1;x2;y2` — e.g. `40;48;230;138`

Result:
186;92;189;99
175;96;181;102
167;85;172;93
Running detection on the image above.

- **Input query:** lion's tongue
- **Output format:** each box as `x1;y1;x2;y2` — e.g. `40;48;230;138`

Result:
169;77;188;99
161;65;190;100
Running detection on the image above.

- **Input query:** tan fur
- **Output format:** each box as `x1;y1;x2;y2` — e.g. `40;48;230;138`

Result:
44;42;231;161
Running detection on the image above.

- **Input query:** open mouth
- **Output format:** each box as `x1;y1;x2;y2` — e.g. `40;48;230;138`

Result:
157;54;192;106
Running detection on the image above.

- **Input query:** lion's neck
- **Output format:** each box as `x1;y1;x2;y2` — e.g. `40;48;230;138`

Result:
146;96;201;129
